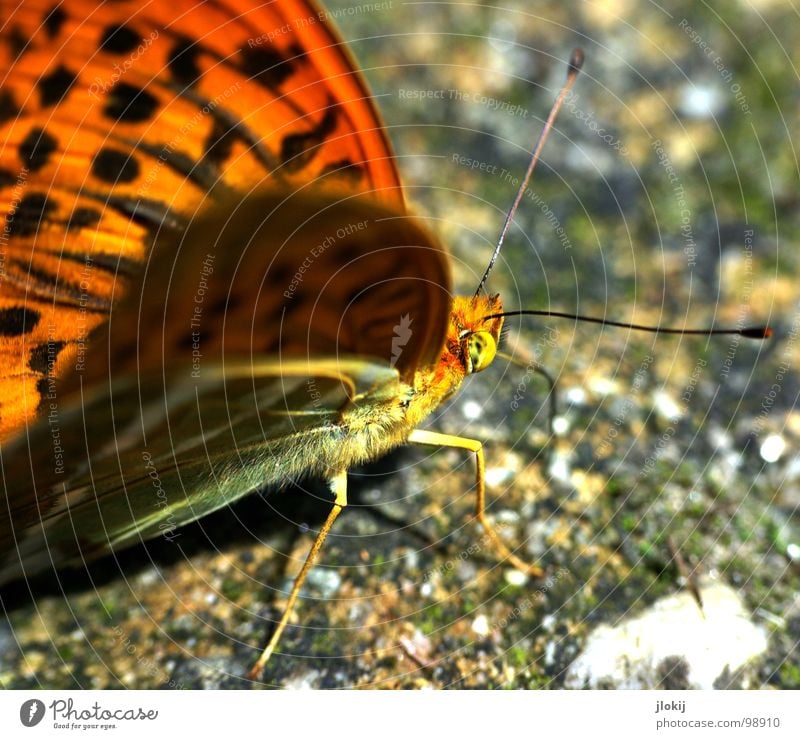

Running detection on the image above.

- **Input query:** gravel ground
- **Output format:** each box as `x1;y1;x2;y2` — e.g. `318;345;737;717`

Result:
1;0;798;689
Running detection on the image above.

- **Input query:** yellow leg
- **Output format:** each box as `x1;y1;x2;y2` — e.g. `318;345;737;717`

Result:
248;471;348;679
407;429;542;577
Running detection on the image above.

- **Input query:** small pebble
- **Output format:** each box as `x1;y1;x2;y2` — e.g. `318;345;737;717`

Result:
462;400;482;420
760;434;785;463
472;614;490;637
504;569;528;587
680;84;723;118
488;19;516;52
552;416;569;435
566;387;587;405
306;568;342;598
485;466;514;488
654;390;682;421
549;453;571;483
284;670;321;690
588;377;618;396
544;640;557;666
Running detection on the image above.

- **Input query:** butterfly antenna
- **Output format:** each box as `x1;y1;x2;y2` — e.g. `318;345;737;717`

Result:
475;48;584;297
485;309;772;339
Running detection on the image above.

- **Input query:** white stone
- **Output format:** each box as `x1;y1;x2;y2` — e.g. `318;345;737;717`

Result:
541;614;557;631
566;387;587;405
485;466;514;488
654;390;683;421
472;614;491;637
552;416;569;435
549;452;571;483
462;400;483;420
306;568;342;598
284;670;321;690
760;434;786;463
544;640;557;667
588;377;618;397
681;84;724;119
504;569;528;587
565;579;768;689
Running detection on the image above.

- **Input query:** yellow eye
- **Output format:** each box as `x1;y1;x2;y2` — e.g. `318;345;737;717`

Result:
467;330;497;373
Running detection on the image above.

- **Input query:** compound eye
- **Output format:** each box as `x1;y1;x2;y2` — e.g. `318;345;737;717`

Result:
467;330;497;373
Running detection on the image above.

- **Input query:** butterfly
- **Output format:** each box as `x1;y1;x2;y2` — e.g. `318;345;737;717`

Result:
0;0;588;680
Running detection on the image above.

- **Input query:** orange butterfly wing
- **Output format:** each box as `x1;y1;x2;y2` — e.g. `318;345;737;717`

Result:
0;0;406;439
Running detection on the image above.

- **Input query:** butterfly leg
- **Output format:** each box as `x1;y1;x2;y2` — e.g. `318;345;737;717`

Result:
248;471;348;679
407;429;543;577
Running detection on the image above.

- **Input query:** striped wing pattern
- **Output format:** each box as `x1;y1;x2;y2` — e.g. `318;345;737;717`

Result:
0;0;404;438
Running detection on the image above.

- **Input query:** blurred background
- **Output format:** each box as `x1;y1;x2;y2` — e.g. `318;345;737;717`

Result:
2;0;797;689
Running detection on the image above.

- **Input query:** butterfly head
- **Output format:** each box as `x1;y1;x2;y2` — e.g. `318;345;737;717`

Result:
405;293;503;426
451;293;504;375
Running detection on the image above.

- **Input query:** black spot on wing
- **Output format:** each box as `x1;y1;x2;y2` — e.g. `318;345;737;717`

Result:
14;258;104;308
203;119;236;167
104;194;184;231
238;44;298;89
6;192;55;236
38;64;76;107
19;127;57;172
269;263;292;286
0;306;41;336
92;147;140;184
320;159;365;184
334;242;363;267
177;330;201;351
134;140;224;192
166;83;278;175
280;294;305;318
0;168;19;187
8;27;29;58
0;90;20;124
59;249;140;279
13;260;57;289
100;24;141;54
167;37;202;86
28;340;66;374
104;82;158;123
36;376;52;407
66;207;102;231
113;339;137;366
280;104;338;172
262;336;280;353
43;5;67;39
160;146;206;183
208;292;241;315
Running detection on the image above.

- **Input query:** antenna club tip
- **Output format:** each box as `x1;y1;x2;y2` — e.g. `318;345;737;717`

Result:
568;48;585;75
743;326;773;339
